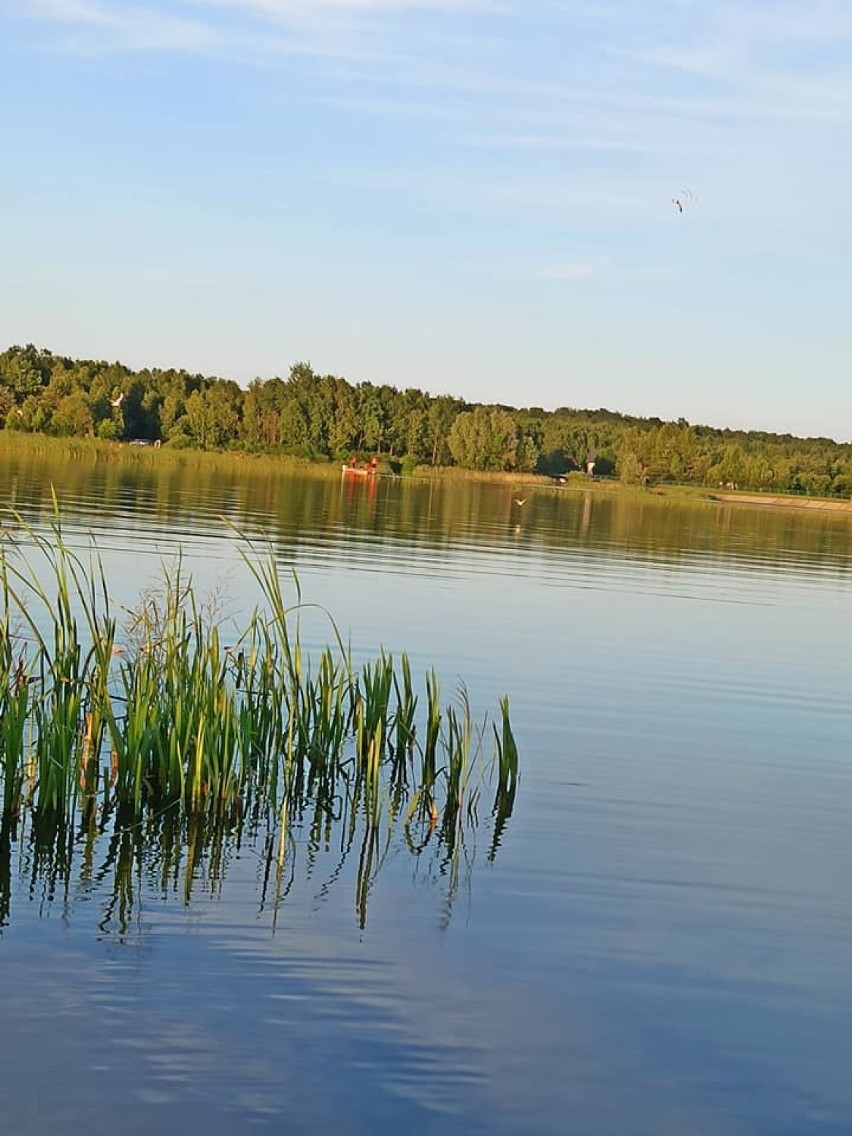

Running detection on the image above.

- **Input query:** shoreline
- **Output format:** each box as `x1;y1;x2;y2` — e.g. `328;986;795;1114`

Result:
706;491;852;513
0;433;850;513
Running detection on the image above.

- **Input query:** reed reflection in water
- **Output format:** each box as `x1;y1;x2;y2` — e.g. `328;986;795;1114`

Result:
0;756;513;939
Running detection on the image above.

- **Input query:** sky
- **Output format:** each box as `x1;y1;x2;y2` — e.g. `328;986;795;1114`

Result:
1;1;850;440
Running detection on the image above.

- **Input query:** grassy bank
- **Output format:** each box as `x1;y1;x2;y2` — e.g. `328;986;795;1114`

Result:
0;431;342;480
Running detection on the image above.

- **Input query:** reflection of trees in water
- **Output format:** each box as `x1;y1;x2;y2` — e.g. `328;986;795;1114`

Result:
4;453;850;575
0;750;517;939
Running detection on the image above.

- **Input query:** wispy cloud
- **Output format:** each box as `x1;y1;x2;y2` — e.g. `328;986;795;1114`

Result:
13;0;506;72
17;0;852;121
615;2;852;115
22;0;220;51
12;0;852;210
18;0;502;50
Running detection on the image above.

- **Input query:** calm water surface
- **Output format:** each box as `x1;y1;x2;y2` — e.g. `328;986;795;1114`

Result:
2;455;851;1135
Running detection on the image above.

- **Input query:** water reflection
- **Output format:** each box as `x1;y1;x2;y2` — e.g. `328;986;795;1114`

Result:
4;449;852;579
0;753;514;939
2;449;852;1135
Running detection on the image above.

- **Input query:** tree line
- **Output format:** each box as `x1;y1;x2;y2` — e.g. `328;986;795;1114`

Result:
2;344;851;497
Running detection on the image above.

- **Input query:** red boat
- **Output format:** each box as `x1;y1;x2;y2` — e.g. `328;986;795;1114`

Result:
342;456;378;476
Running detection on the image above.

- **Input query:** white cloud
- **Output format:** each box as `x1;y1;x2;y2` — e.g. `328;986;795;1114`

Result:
13;0;852;178
15;0;506;63
16;0;852;105
22;0;221;51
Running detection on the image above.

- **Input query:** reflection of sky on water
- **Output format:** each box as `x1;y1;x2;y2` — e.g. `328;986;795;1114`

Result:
2;462;852;1133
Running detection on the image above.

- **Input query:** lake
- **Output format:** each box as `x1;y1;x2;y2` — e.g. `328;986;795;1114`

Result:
2;451;851;1135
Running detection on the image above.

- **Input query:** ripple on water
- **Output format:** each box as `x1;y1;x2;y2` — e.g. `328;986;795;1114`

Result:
3;467;852;1133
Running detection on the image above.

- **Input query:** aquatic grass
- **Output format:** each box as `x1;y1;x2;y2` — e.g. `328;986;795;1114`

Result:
439;689;468;822
423;668;441;784
0;506;118;813
392;652;417;763
0;639;31;817
0;549;33;815
489;696;519;861
0;430;338;481
493;696;519;798
355;651;394;812
0;507;521;927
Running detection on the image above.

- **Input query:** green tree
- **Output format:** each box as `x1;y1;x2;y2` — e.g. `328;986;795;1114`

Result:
184;381;242;449
448;407;518;470
426;395;463;466
0;345;53;402
52;393;94;437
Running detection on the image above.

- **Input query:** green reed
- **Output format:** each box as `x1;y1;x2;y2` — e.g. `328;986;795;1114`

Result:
0;568;31;816
0;509;520;899
489;696;519;861
392;652;417;763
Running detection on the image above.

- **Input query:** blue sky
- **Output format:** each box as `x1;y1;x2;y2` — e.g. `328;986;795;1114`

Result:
1;1;850;439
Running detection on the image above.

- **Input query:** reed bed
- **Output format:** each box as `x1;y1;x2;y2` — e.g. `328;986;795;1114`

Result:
0;511;519;908
0;430;339;479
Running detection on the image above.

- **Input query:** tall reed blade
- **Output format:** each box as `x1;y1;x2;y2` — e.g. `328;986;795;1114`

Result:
489;696;519;861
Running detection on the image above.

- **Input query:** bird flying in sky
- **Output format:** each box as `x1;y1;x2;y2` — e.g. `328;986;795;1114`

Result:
672;189;696;214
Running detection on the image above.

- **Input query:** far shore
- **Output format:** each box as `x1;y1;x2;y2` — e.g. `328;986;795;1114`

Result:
1;432;851;513
706;491;852;513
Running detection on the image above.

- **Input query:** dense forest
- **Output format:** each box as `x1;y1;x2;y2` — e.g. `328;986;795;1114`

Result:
2;344;851;497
